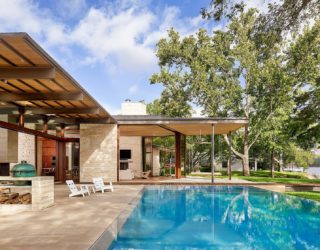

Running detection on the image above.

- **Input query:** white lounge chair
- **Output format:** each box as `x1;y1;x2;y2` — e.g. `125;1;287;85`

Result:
92;177;114;193
66;180;90;197
142;170;151;179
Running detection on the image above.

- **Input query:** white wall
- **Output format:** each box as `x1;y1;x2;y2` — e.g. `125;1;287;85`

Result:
120;136;142;176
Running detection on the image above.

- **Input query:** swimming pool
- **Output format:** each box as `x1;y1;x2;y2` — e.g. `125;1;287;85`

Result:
107;186;320;249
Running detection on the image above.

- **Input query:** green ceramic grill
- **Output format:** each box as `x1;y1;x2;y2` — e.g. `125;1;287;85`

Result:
11;161;36;185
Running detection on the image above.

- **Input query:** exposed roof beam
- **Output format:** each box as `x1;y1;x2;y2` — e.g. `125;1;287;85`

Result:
13;115;77;125
0;120;79;142
0;91;83;102
0;67;55;79
76;117;113;124
0;107;100;115
158;124;180;134
35;124;77;131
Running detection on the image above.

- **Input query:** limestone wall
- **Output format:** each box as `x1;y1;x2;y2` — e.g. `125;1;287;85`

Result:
80;124;117;182
18;132;35;166
120;136;142;175
0;128;18;163
152;148;160;176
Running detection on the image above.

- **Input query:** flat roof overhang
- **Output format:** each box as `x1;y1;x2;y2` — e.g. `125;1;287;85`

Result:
0;32;115;129
115;116;248;136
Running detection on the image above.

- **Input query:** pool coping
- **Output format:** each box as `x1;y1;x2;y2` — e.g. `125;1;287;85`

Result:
89;187;145;250
115;182;320;187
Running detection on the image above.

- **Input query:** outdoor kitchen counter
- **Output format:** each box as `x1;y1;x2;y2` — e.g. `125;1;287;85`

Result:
0;176;54;211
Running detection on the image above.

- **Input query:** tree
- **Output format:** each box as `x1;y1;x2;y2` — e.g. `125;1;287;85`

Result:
287;20;320;148
283;143;315;168
201;0;320;34
151;9;293;176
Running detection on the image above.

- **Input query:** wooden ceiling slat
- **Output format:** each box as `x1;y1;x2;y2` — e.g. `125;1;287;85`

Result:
22;79;52;92
9;79;37;93
67;101;77;108
2;37;47;66
28;101;46;107
4;80;26;92
0;56;13;66
0;33;112;122
0;42;31;66
17;79;41;93
0;82;16;92
57;101;73;107
55;72;78;91
67;100;84;108
39;79;65;92
53;101;65;108
41;101;56;108
51;79;68;91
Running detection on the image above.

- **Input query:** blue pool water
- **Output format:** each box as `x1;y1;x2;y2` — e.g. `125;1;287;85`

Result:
108;186;320;249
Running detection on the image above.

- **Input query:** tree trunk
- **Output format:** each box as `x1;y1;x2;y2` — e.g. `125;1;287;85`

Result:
271;148;275;178
243;125;250;176
223;126;250;176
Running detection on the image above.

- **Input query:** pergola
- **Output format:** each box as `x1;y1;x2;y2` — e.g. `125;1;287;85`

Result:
0;32;115;139
115;115;248;182
0;33;114;181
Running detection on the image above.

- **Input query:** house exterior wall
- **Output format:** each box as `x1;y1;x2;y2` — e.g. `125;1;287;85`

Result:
119;136;142;176
0;128;18;163
80;124;117;182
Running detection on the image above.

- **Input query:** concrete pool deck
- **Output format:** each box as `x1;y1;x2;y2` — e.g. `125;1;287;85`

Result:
0;185;143;250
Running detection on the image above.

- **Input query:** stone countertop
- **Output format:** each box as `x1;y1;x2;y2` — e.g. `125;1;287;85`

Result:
0;176;54;181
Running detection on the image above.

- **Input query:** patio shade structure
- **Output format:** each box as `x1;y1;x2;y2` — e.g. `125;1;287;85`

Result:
115;115;248;182
0;32;115;183
0;32;115;135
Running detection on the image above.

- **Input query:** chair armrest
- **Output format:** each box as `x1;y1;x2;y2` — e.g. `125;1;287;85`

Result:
80;185;90;194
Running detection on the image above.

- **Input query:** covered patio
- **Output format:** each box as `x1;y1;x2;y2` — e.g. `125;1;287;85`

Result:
0;32;114;183
116;116;248;182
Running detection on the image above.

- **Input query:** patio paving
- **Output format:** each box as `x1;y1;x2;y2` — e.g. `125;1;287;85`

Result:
0;184;143;250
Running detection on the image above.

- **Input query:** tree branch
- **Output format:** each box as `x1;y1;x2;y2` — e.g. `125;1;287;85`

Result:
223;134;244;159
274;157;280;164
248;110;276;149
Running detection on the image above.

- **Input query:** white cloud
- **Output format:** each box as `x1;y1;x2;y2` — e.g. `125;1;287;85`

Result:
0;0;67;46
70;6;156;71
0;0;208;74
56;0;87;19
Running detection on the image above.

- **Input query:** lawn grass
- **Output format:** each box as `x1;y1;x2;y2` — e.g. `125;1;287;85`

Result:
285;191;320;202
188;170;320;184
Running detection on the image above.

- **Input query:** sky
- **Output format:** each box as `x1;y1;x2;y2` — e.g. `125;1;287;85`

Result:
0;0;268;115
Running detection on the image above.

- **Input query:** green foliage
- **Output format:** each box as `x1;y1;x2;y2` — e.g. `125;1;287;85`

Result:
284;143;315;168
150;2;320;175
146;99;162;115
191;170;309;179
201;0;320;35
287;21;320;148
151;9;295;176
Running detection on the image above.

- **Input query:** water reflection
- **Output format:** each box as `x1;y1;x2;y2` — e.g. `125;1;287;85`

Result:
109;186;320;249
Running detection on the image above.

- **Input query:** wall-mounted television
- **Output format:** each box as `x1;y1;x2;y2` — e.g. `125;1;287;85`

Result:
120;150;131;160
